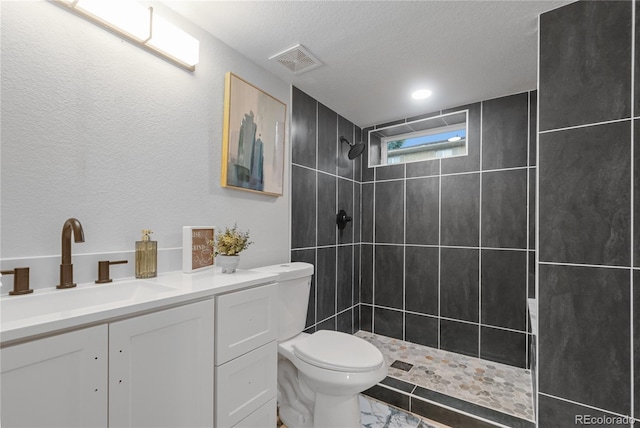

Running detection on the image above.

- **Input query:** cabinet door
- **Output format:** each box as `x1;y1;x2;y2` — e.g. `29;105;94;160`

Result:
1;325;108;428
109;300;214;428
216;283;277;364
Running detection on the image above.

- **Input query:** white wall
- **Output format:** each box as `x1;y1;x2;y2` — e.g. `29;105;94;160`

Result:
0;1;291;290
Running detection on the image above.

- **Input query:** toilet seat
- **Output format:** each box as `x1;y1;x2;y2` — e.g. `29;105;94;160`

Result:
292;330;384;373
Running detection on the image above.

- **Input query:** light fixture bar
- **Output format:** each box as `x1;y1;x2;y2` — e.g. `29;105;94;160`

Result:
51;0;199;72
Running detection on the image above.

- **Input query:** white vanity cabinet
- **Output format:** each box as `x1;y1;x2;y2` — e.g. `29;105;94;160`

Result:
109;299;214;428
215;283;278;428
1;299;214;428
0;325;108;428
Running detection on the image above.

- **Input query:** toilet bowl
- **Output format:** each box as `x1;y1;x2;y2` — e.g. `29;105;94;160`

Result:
252;263;387;428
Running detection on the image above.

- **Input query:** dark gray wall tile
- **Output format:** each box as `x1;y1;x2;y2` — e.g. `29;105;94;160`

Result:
374;245;404;310
482;93;529;170
406;177;439;245
405;246;439;316
317;102;337;175
538;394;632;428
441;173;480;247
361;304;372;332
361;244;373;304
362;183;374;242
376;164;405;181
539;264;630;415
441;248;479;322
337;245;353;312
440;319;478;358
529;91;537;167
317;316;336;331
441;103;481;174
481;249;527;331
528;167;536;250
317;172;337;246
316;247;336;322
291;165;316;249
291;249;316;329
539;1;632;131
405;313;438;348
338;178;354;244
480;327;527;368
633;121;640;267
375;180;405;244
337;308;353;334
374;307;403;340
291;87;317;168
528;251;535;299
354;127;363;182
539;121;631;266
337;115;354;179
406;159;440;178
354;184;361;243
482;169;527;249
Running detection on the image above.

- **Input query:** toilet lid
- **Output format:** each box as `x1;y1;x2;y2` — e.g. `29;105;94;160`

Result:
292;330;384;373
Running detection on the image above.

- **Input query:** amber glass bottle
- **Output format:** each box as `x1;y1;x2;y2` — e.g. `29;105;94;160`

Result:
135;229;157;278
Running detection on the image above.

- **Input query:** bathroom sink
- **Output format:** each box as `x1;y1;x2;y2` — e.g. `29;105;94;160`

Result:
1;280;177;322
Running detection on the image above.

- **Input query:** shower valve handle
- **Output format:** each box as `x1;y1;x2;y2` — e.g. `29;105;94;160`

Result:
337;209;352;230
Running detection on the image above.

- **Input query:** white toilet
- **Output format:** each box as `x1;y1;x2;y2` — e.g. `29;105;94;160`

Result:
253;262;387;428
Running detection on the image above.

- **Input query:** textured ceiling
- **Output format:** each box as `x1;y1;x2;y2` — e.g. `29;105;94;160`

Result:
162;0;571;127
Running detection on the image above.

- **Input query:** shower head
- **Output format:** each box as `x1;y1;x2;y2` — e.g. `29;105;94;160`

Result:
339;136;366;160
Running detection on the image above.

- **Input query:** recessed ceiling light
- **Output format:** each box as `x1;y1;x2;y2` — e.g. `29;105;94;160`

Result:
412;89;432;100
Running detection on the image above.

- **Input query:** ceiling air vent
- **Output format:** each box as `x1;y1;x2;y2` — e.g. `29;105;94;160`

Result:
269;44;322;74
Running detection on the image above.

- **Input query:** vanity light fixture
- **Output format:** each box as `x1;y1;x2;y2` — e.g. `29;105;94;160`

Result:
53;0;200;71
411;89;432;100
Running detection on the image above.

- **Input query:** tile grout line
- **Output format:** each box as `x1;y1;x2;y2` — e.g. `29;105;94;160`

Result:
438;158;442;350
525;90;531;369
535;12;541;425
315;99;319;331
403;162;407;341
478;100;484;359
630;0;635;421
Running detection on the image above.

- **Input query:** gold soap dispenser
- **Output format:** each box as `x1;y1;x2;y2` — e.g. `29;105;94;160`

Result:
135;229;157;278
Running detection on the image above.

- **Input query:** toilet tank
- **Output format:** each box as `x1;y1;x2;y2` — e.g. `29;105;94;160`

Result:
252;262;314;341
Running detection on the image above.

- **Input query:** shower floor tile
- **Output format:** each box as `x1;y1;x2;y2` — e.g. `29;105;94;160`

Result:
355;331;534;423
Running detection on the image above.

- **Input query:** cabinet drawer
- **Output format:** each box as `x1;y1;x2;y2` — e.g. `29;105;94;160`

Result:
215;283;277;364
233;397;276;428
215;341;277;428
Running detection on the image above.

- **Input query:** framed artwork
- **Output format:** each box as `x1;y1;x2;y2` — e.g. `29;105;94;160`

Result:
182;226;215;273
221;72;286;196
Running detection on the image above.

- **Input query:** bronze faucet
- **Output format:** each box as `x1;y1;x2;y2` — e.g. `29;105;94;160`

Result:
57;218;85;289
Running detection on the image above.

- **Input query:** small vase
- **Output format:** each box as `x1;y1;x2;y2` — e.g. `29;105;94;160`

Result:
217;255;240;273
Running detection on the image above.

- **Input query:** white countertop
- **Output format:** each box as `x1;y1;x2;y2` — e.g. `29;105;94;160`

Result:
0;267;277;345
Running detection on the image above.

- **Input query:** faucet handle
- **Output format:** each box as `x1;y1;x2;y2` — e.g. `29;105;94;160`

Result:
1;267;33;295
95;260;128;284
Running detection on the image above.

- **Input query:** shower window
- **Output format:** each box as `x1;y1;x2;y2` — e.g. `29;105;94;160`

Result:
368;110;468;167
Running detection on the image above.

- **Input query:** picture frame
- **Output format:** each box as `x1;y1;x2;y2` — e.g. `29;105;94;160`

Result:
182;226;215;273
221;72;287;196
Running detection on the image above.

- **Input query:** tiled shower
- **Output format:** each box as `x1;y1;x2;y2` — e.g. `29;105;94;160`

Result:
291;86;536;370
292;0;640;426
